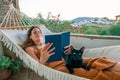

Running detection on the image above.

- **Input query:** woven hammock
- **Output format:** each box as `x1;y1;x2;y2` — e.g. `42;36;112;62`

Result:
1;26;120;80
0;3;34;27
0;26;89;80
0;3;88;79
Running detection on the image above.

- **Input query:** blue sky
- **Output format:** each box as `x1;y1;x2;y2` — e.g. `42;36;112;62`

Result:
19;0;120;20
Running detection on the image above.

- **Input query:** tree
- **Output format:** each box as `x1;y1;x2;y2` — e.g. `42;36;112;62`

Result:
37;13;46;25
109;22;120;36
99;28;109;35
59;21;71;31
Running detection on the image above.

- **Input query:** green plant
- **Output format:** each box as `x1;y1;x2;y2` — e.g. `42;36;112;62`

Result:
109;22;120;36
0;56;23;72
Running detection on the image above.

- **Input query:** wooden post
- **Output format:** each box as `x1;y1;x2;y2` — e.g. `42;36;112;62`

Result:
115;15;120;21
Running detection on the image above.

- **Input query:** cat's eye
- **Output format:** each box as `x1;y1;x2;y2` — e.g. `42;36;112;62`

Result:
73;53;76;54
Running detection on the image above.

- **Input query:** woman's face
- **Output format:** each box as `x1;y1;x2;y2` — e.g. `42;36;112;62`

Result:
30;28;43;42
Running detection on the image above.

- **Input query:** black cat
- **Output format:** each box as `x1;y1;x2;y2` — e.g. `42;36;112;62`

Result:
65;46;90;74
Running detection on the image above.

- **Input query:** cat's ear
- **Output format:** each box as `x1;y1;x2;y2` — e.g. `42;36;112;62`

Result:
79;46;85;53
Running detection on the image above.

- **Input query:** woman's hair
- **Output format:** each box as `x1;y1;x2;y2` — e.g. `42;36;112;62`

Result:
21;26;42;50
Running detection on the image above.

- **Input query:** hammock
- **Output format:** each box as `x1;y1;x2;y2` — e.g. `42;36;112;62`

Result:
1;26;120;80
0;26;88;80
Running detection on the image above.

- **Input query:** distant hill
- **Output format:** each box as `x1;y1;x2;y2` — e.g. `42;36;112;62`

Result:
72;17;96;23
70;17;114;26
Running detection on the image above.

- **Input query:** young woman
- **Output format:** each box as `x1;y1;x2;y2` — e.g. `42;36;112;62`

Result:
21;26;120;80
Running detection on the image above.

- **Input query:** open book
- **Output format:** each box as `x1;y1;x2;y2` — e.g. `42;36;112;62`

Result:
45;32;70;62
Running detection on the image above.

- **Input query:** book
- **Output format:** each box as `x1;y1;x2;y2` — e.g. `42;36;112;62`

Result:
45;32;70;62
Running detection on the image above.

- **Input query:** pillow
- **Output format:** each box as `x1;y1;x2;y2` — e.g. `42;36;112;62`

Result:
39;26;52;35
18;32;27;42
17;26;52;42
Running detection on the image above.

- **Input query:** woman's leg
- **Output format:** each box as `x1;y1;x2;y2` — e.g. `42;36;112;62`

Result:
54;66;69;73
73;68;98;79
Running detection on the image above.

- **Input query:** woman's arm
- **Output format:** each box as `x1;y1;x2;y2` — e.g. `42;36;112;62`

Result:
25;47;40;62
25;43;55;64
64;45;73;55
40;43;55;64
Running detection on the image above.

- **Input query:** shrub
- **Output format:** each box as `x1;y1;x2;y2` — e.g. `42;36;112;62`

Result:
0;56;23;71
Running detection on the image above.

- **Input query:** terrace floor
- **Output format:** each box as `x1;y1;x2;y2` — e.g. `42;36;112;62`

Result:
9;67;46;80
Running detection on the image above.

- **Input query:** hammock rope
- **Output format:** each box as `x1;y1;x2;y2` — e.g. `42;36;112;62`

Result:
0;3;34;28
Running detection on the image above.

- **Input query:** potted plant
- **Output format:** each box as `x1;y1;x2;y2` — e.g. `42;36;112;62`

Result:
0;56;23;80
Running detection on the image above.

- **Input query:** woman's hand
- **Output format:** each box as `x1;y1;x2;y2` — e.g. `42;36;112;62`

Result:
64;45;73;55
40;43;55;64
